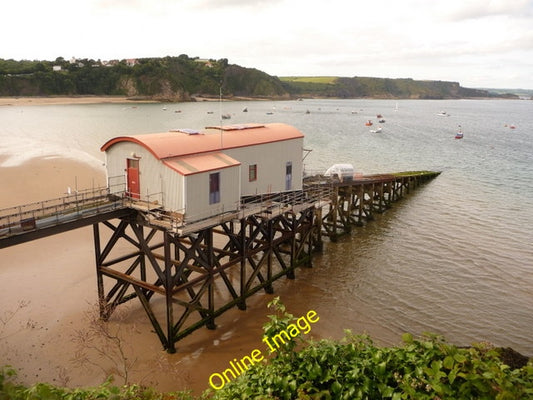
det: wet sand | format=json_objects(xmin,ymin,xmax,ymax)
[
  {"xmin": 0, "ymin": 95, "xmax": 264, "ymax": 107},
  {"xmin": 0, "ymin": 96, "xmax": 152, "ymax": 107},
  {"xmin": 0, "ymin": 156, "xmax": 390, "ymax": 396},
  {"xmin": 0, "ymin": 157, "xmax": 313, "ymax": 394}
]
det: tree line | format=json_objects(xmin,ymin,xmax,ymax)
[
  {"xmin": 0, "ymin": 55, "xmax": 287, "ymax": 100},
  {"xmin": 0, "ymin": 55, "xmax": 514, "ymax": 100}
]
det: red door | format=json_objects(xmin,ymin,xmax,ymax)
[{"xmin": 127, "ymin": 159, "xmax": 140, "ymax": 199}]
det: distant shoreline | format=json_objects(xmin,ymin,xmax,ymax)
[
  {"xmin": 0, "ymin": 94, "xmax": 523, "ymax": 107},
  {"xmin": 0, "ymin": 95, "xmax": 276, "ymax": 106},
  {"xmin": 0, "ymin": 95, "xmax": 157, "ymax": 107}
]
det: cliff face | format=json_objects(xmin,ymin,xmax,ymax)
[{"xmin": 122, "ymin": 78, "xmax": 193, "ymax": 102}]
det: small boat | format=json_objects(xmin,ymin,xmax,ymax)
[
  {"xmin": 455, "ymin": 125, "xmax": 463, "ymax": 139},
  {"xmin": 365, "ymin": 120, "xmax": 373, "ymax": 126},
  {"xmin": 370, "ymin": 127, "xmax": 383, "ymax": 133},
  {"xmin": 242, "ymin": 107, "xmax": 248, "ymax": 112},
  {"xmin": 437, "ymin": 111, "xmax": 450, "ymax": 117},
  {"xmin": 378, "ymin": 119, "xmax": 386, "ymax": 123},
  {"xmin": 221, "ymin": 113, "xmax": 231, "ymax": 119},
  {"xmin": 305, "ymin": 109, "xmax": 310, "ymax": 114},
  {"xmin": 377, "ymin": 114, "xmax": 383, "ymax": 118}
]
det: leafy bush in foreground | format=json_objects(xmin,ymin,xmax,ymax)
[
  {"xmin": 209, "ymin": 332, "xmax": 532, "ymax": 399},
  {"xmin": 2, "ymin": 298, "xmax": 532, "ymax": 399},
  {"xmin": 209, "ymin": 298, "xmax": 533, "ymax": 399},
  {"xmin": 0, "ymin": 368, "xmax": 194, "ymax": 400}
]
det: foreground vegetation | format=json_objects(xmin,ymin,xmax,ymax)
[{"xmin": 2, "ymin": 298, "xmax": 531, "ymax": 399}]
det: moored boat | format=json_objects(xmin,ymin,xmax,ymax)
[{"xmin": 455, "ymin": 125, "xmax": 463, "ymax": 139}]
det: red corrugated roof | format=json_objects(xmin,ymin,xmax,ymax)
[
  {"xmin": 163, "ymin": 152, "xmax": 240, "ymax": 175},
  {"xmin": 100, "ymin": 123, "xmax": 304, "ymax": 160}
]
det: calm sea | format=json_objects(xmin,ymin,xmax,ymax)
[{"xmin": 1, "ymin": 98, "xmax": 532, "ymax": 355}]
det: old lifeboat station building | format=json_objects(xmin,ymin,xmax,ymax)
[{"xmin": 100, "ymin": 123, "xmax": 305, "ymax": 225}]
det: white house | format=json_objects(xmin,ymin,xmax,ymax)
[{"xmin": 100, "ymin": 123, "xmax": 305, "ymax": 222}]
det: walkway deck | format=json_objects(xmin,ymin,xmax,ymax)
[
  {"xmin": 0, "ymin": 171, "xmax": 440, "ymax": 248},
  {"xmin": 0, "ymin": 170, "xmax": 440, "ymax": 352},
  {"xmin": 0, "ymin": 188, "xmax": 132, "ymax": 248}
]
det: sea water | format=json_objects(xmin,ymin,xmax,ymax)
[{"xmin": 1, "ymin": 98, "xmax": 532, "ymax": 355}]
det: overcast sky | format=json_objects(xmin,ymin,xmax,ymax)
[{"xmin": 2, "ymin": 0, "xmax": 532, "ymax": 89}]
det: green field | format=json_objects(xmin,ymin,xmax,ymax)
[{"xmin": 280, "ymin": 76, "xmax": 339, "ymax": 84}]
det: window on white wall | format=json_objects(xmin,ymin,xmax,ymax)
[
  {"xmin": 209, "ymin": 172, "xmax": 220, "ymax": 204},
  {"xmin": 249, "ymin": 164, "xmax": 257, "ymax": 182},
  {"xmin": 285, "ymin": 162, "xmax": 292, "ymax": 190}
]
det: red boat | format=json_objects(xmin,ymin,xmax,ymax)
[
  {"xmin": 365, "ymin": 120, "xmax": 373, "ymax": 126},
  {"xmin": 455, "ymin": 126, "xmax": 463, "ymax": 139}
]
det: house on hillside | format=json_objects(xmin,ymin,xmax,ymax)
[{"xmin": 100, "ymin": 123, "xmax": 304, "ymax": 222}]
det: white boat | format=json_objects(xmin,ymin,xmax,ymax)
[
  {"xmin": 455, "ymin": 125, "xmax": 463, "ymax": 139},
  {"xmin": 437, "ymin": 111, "xmax": 450, "ymax": 117},
  {"xmin": 370, "ymin": 127, "xmax": 383, "ymax": 133},
  {"xmin": 324, "ymin": 163, "xmax": 355, "ymax": 182}
]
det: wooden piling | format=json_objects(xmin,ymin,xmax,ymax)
[{"xmin": 0, "ymin": 170, "xmax": 440, "ymax": 352}]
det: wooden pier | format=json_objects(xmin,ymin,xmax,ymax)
[{"xmin": 0, "ymin": 170, "xmax": 440, "ymax": 352}]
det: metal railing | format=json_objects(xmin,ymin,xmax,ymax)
[
  {"xmin": 184, "ymin": 184, "xmax": 334, "ymax": 224},
  {"xmin": 1, "ymin": 171, "xmax": 440, "ymax": 240},
  {"xmin": 0, "ymin": 186, "xmax": 124, "ymax": 237},
  {"xmin": 3, "ymin": 171, "xmax": 428, "ymax": 238}
]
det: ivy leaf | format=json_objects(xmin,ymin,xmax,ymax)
[
  {"xmin": 402, "ymin": 333, "xmax": 414, "ymax": 344},
  {"xmin": 443, "ymin": 356, "xmax": 455, "ymax": 370},
  {"xmin": 448, "ymin": 367, "xmax": 458, "ymax": 384},
  {"xmin": 331, "ymin": 380, "xmax": 342, "ymax": 394},
  {"xmin": 454, "ymin": 353, "xmax": 467, "ymax": 364}
]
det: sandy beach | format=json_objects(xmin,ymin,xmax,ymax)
[
  {"xmin": 0, "ymin": 96, "xmax": 153, "ymax": 107},
  {"xmin": 0, "ymin": 156, "xmax": 340, "ymax": 396},
  {"xmin": 0, "ymin": 95, "xmax": 267, "ymax": 107},
  {"xmin": 0, "ymin": 98, "xmax": 386, "ymax": 394}
]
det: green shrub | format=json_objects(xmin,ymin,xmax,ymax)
[
  {"xmin": 3, "ymin": 298, "xmax": 532, "ymax": 399},
  {"xmin": 209, "ymin": 299, "xmax": 533, "ymax": 400},
  {"xmin": 0, "ymin": 367, "xmax": 194, "ymax": 400}
]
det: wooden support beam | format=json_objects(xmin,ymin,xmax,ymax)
[{"xmin": 89, "ymin": 171, "xmax": 440, "ymax": 352}]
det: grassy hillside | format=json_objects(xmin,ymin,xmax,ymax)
[
  {"xmin": 280, "ymin": 76, "xmax": 504, "ymax": 99},
  {"xmin": 0, "ymin": 56, "xmax": 517, "ymax": 100},
  {"xmin": 0, "ymin": 56, "xmax": 287, "ymax": 101}
]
